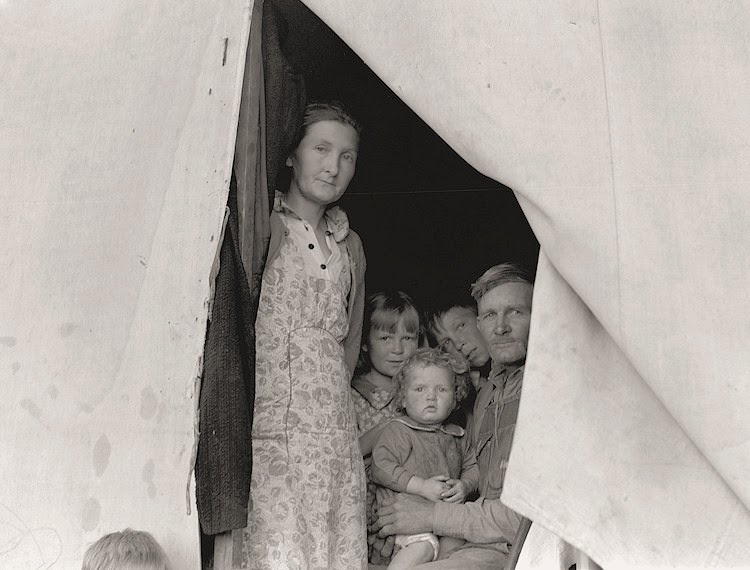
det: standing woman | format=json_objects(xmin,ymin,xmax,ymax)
[{"xmin": 242, "ymin": 102, "xmax": 367, "ymax": 569}]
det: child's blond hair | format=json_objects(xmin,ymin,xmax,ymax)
[
  {"xmin": 392, "ymin": 347, "xmax": 471, "ymax": 413},
  {"xmin": 82, "ymin": 528, "xmax": 170, "ymax": 570}
]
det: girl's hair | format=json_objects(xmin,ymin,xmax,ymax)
[
  {"xmin": 356, "ymin": 290, "xmax": 421, "ymax": 374},
  {"xmin": 288, "ymin": 100, "xmax": 362, "ymax": 157},
  {"xmin": 391, "ymin": 348, "xmax": 471, "ymax": 413},
  {"xmin": 82, "ymin": 528, "xmax": 170, "ymax": 570}
]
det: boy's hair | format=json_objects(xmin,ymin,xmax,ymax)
[
  {"xmin": 470, "ymin": 262, "xmax": 534, "ymax": 303},
  {"xmin": 423, "ymin": 298, "xmax": 477, "ymax": 347},
  {"xmin": 357, "ymin": 290, "xmax": 422, "ymax": 373},
  {"xmin": 82, "ymin": 528, "xmax": 170, "ymax": 570},
  {"xmin": 392, "ymin": 348, "xmax": 471, "ymax": 413}
]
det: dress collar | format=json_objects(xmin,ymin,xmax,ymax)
[
  {"xmin": 351, "ymin": 375, "xmax": 395, "ymax": 410},
  {"xmin": 273, "ymin": 192, "xmax": 350, "ymax": 242},
  {"xmin": 391, "ymin": 416, "xmax": 465, "ymax": 437}
]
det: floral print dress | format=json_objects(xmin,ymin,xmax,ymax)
[
  {"xmin": 241, "ymin": 204, "xmax": 367, "ymax": 569},
  {"xmin": 351, "ymin": 376, "xmax": 400, "ymax": 565}
]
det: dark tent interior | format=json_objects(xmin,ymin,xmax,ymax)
[{"xmin": 267, "ymin": 0, "xmax": 540, "ymax": 311}]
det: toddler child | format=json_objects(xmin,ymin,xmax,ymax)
[
  {"xmin": 82, "ymin": 528, "xmax": 170, "ymax": 570},
  {"xmin": 371, "ymin": 348, "xmax": 478, "ymax": 569}
]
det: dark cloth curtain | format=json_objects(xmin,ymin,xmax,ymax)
[
  {"xmin": 195, "ymin": 0, "xmax": 306, "ymax": 536},
  {"xmin": 263, "ymin": 0, "xmax": 306, "ymax": 199},
  {"xmin": 195, "ymin": 181, "xmax": 257, "ymax": 535}
]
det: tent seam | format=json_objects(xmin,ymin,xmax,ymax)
[{"xmin": 594, "ymin": 0, "xmax": 623, "ymax": 342}]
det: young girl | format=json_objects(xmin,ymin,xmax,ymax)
[
  {"xmin": 351, "ymin": 290, "xmax": 421, "ymax": 565},
  {"xmin": 243, "ymin": 101, "xmax": 368, "ymax": 569},
  {"xmin": 371, "ymin": 348, "xmax": 478, "ymax": 569}
]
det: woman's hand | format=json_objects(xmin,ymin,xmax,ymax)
[{"xmin": 441, "ymin": 478, "xmax": 468, "ymax": 503}]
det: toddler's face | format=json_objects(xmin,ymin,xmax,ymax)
[{"xmin": 402, "ymin": 364, "xmax": 455, "ymax": 426}]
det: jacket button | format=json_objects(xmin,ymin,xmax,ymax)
[
  {"xmin": 308, "ymin": 243, "xmax": 314, "ymax": 249},
  {"xmin": 320, "ymin": 264, "xmax": 327, "ymax": 270}
]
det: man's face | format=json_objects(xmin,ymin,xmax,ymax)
[
  {"xmin": 477, "ymin": 282, "xmax": 532, "ymax": 367},
  {"xmin": 433, "ymin": 307, "xmax": 490, "ymax": 368}
]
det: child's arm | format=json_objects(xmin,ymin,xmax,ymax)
[
  {"xmin": 441, "ymin": 445, "xmax": 479, "ymax": 503},
  {"xmin": 371, "ymin": 422, "xmax": 417, "ymax": 492},
  {"xmin": 359, "ymin": 422, "xmax": 388, "ymax": 456},
  {"xmin": 371, "ymin": 422, "xmax": 446, "ymax": 499}
]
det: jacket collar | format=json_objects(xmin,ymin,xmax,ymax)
[
  {"xmin": 273, "ymin": 192, "xmax": 350, "ymax": 242},
  {"xmin": 488, "ymin": 363, "xmax": 525, "ymax": 390}
]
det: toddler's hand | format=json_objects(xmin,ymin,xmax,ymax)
[
  {"xmin": 417, "ymin": 475, "xmax": 450, "ymax": 502},
  {"xmin": 441, "ymin": 478, "xmax": 468, "ymax": 503}
]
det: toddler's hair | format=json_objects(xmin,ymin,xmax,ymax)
[
  {"xmin": 392, "ymin": 347, "xmax": 471, "ymax": 413},
  {"xmin": 82, "ymin": 528, "xmax": 170, "ymax": 570}
]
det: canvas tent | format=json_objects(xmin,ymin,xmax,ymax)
[{"xmin": 3, "ymin": 0, "xmax": 750, "ymax": 568}]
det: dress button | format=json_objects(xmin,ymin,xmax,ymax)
[
  {"xmin": 320, "ymin": 264, "xmax": 327, "ymax": 270},
  {"xmin": 308, "ymin": 243, "xmax": 314, "ymax": 250}
]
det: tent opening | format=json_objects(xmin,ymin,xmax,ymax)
[
  {"xmin": 266, "ymin": 0, "xmax": 540, "ymax": 308},
  {"xmin": 200, "ymin": 1, "xmax": 540, "ymax": 567}
]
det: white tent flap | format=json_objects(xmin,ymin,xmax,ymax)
[{"xmin": 1, "ymin": 1, "xmax": 252, "ymax": 567}]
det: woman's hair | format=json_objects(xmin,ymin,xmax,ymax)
[
  {"xmin": 356, "ymin": 290, "xmax": 421, "ymax": 374},
  {"xmin": 470, "ymin": 262, "xmax": 534, "ymax": 303},
  {"xmin": 391, "ymin": 348, "xmax": 471, "ymax": 413},
  {"xmin": 288, "ymin": 100, "xmax": 362, "ymax": 157},
  {"xmin": 82, "ymin": 528, "xmax": 170, "ymax": 570}
]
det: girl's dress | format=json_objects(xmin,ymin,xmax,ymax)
[
  {"xmin": 242, "ymin": 199, "xmax": 367, "ymax": 569},
  {"xmin": 351, "ymin": 375, "xmax": 400, "ymax": 565}
]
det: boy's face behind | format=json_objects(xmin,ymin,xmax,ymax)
[{"xmin": 434, "ymin": 306, "xmax": 490, "ymax": 368}]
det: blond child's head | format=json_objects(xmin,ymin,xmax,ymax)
[
  {"xmin": 82, "ymin": 528, "xmax": 170, "ymax": 570},
  {"xmin": 392, "ymin": 348, "xmax": 471, "ymax": 425}
]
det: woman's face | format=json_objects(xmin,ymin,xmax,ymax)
[
  {"xmin": 286, "ymin": 120, "xmax": 359, "ymax": 209},
  {"xmin": 366, "ymin": 313, "xmax": 419, "ymax": 379}
]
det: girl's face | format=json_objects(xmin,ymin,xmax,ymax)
[
  {"xmin": 286, "ymin": 120, "xmax": 359, "ymax": 209},
  {"xmin": 402, "ymin": 364, "xmax": 456, "ymax": 426},
  {"xmin": 366, "ymin": 313, "xmax": 419, "ymax": 379}
]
